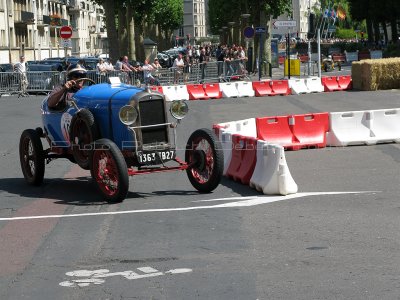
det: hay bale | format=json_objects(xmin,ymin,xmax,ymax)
[{"xmin": 351, "ymin": 57, "xmax": 400, "ymax": 91}]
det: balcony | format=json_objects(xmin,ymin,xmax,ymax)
[
  {"xmin": 37, "ymin": 15, "xmax": 50, "ymax": 27},
  {"xmin": 67, "ymin": 0, "xmax": 83, "ymax": 12},
  {"xmin": 14, "ymin": 10, "xmax": 35, "ymax": 25}
]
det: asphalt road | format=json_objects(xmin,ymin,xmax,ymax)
[{"xmin": 0, "ymin": 88, "xmax": 400, "ymax": 300}]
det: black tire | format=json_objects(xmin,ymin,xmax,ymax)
[
  {"xmin": 19, "ymin": 129, "xmax": 45, "ymax": 186},
  {"xmin": 90, "ymin": 139, "xmax": 129, "ymax": 203},
  {"xmin": 185, "ymin": 128, "xmax": 224, "ymax": 193},
  {"xmin": 70, "ymin": 109, "xmax": 99, "ymax": 170}
]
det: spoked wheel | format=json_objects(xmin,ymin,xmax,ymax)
[
  {"xmin": 90, "ymin": 139, "xmax": 129, "ymax": 203},
  {"xmin": 70, "ymin": 109, "xmax": 98, "ymax": 170},
  {"xmin": 185, "ymin": 128, "xmax": 223, "ymax": 193},
  {"xmin": 19, "ymin": 129, "xmax": 45, "ymax": 186}
]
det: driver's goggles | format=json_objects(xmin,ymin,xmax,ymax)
[{"xmin": 72, "ymin": 73, "xmax": 87, "ymax": 79}]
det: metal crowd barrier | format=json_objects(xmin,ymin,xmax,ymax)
[{"xmin": 0, "ymin": 59, "xmax": 253, "ymax": 96}]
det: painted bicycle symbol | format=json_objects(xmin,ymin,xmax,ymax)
[{"xmin": 59, "ymin": 266, "xmax": 192, "ymax": 287}]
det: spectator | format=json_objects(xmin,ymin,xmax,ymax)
[
  {"xmin": 183, "ymin": 55, "xmax": 192, "ymax": 83},
  {"xmin": 152, "ymin": 58, "xmax": 162, "ymax": 81},
  {"xmin": 199, "ymin": 48, "xmax": 207, "ymax": 83},
  {"xmin": 96, "ymin": 58, "xmax": 108, "ymax": 82},
  {"xmin": 14, "ymin": 55, "xmax": 28, "ymax": 96},
  {"xmin": 172, "ymin": 53, "xmax": 184, "ymax": 84},
  {"xmin": 141, "ymin": 59, "xmax": 159, "ymax": 86}
]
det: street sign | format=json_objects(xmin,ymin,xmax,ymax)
[
  {"xmin": 243, "ymin": 26, "xmax": 255, "ymax": 39},
  {"xmin": 272, "ymin": 20, "xmax": 297, "ymax": 28},
  {"xmin": 61, "ymin": 39, "xmax": 72, "ymax": 48},
  {"xmin": 255, "ymin": 27, "xmax": 266, "ymax": 34},
  {"xmin": 60, "ymin": 26, "xmax": 73, "ymax": 39}
]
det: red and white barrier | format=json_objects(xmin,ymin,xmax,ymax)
[
  {"xmin": 249, "ymin": 140, "xmax": 298, "ymax": 195},
  {"xmin": 221, "ymin": 131, "xmax": 233, "ymax": 175},
  {"xmin": 175, "ymin": 85, "xmax": 190, "ymax": 100},
  {"xmin": 219, "ymin": 82, "xmax": 239, "ymax": 98},
  {"xmin": 236, "ymin": 81, "xmax": 255, "ymax": 97},
  {"xmin": 214, "ymin": 118, "xmax": 257, "ymax": 139},
  {"xmin": 327, "ymin": 109, "xmax": 400, "ymax": 146},
  {"xmin": 288, "ymin": 79, "xmax": 309, "ymax": 94},
  {"xmin": 162, "ymin": 86, "xmax": 180, "ymax": 101},
  {"xmin": 305, "ymin": 77, "xmax": 324, "ymax": 93}
]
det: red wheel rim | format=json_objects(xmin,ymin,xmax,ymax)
[
  {"xmin": 22, "ymin": 138, "xmax": 36, "ymax": 178},
  {"xmin": 188, "ymin": 137, "xmax": 214, "ymax": 184},
  {"xmin": 92, "ymin": 150, "xmax": 119, "ymax": 196}
]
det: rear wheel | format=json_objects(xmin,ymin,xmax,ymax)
[
  {"xmin": 90, "ymin": 139, "xmax": 129, "ymax": 203},
  {"xmin": 185, "ymin": 129, "xmax": 223, "ymax": 193},
  {"xmin": 70, "ymin": 109, "xmax": 99, "ymax": 170},
  {"xmin": 19, "ymin": 129, "xmax": 45, "ymax": 186}
]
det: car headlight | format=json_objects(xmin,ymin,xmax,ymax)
[
  {"xmin": 170, "ymin": 100, "xmax": 189, "ymax": 120},
  {"xmin": 119, "ymin": 105, "xmax": 138, "ymax": 125}
]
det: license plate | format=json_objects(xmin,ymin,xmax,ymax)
[{"xmin": 137, "ymin": 150, "xmax": 175, "ymax": 164}]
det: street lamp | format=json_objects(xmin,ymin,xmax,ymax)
[{"xmin": 228, "ymin": 22, "xmax": 235, "ymax": 46}]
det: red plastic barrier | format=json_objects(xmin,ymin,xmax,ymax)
[
  {"xmin": 187, "ymin": 84, "xmax": 209, "ymax": 100},
  {"xmin": 321, "ymin": 76, "xmax": 341, "ymax": 92},
  {"xmin": 291, "ymin": 113, "xmax": 330, "ymax": 149},
  {"xmin": 337, "ymin": 75, "xmax": 353, "ymax": 90},
  {"xmin": 256, "ymin": 113, "xmax": 330, "ymax": 150},
  {"xmin": 278, "ymin": 56, "xmax": 285, "ymax": 65},
  {"xmin": 150, "ymin": 86, "xmax": 163, "ymax": 94},
  {"xmin": 252, "ymin": 81, "xmax": 273, "ymax": 97},
  {"xmin": 225, "ymin": 135, "xmax": 257, "ymax": 184},
  {"xmin": 204, "ymin": 83, "xmax": 222, "ymax": 99},
  {"xmin": 212, "ymin": 124, "xmax": 223, "ymax": 137},
  {"xmin": 270, "ymin": 80, "xmax": 291, "ymax": 96},
  {"xmin": 298, "ymin": 54, "xmax": 309, "ymax": 63},
  {"xmin": 256, "ymin": 116, "xmax": 294, "ymax": 147},
  {"xmin": 332, "ymin": 54, "xmax": 346, "ymax": 62}
]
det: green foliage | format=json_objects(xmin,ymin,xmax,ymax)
[
  {"xmin": 336, "ymin": 28, "xmax": 356, "ymax": 39},
  {"xmin": 153, "ymin": 0, "xmax": 183, "ymax": 31},
  {"xmin": 383, "ymin": 44, "xmax": 400, "ymax": 58}
]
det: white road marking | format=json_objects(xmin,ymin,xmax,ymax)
[
  {"xmin": 59, "ymin": 266, "xmax": 192, "ymax": 287},
  {"xmin": 0, "ymin": 191, "xmax": 378, "ymax": 222}
]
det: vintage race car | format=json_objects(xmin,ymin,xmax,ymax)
[{"xmin": 19, "ymin": 78, "xmax": 223, "ymax": 202}]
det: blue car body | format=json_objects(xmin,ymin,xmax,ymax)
[{"xmin": 41, "ymin": 83, "xmax": 146, "ymax": 150}]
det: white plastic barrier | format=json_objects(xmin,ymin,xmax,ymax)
[
  {"xmin": 221, "ymin": 131, "xmax": 233, "ymax": 175},
  {"xmin": 326, "ymin": 111, "xmax": 373, "ymax": 146},
  {"xmin": 215, "ymin": 118, "xmax": 257, "ymax": 139},
  {"xmin": 162, "ymin": 86, "xmax": 180, "ymax": 102},
  {"xmin": 175, "ymin": 85, "xmax": 190, "ymax": 100},
  {"xmin": 249, "ymin": 140, "xmax": 298, "ymax": 195},
  {"xmin": 305, "ymin": 77, "xmax": 324, "ymax": 93},
  {"xmin": 368, "ymin": 108, "xmax": 400, "ymax": 143},
  {"xmin": 236, "ymin": 81, "xmax": 255, "ymax": 97},
  {"xmin": 219, "ymin": 82, "xmax": 239, "ymax": 98},
  {"xmin": 288, "ymin": 78, "xmax": 309, "ymax": 94},
  {"xmin": 327, "ymin": 109, "xmax": 400, "ymax": 146}
]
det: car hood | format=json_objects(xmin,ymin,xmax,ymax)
[{"xmin": 73, "ymin": 83, "xmax": 144, "ymax": 106}]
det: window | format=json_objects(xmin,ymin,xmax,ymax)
[
  {"xmin": 194, "ymin": 15, "xmax": 197, "ymax": 25},
  {"xmin": 195, "ymin": 27, "xmax": 198, "ymax": 37},
  {"xmin": 194, "ymin": 3, "xmax": 197, "ymax": 13}
]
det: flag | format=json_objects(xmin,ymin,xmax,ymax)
[{"xmin": 337, "ymin": 6, "xmax": 346, "ymax": 20}]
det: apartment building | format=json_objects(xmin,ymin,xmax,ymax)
[
  {"xmin": 0, "ymin": 0, "xmax": 107, "ymax": 63},
  {"xmin": 273, "ymin": 0, "xmax": 319, "ymax": 40},
  {"xmin": 175, "ymin": 0, "xmax": 207, "ymax": 45}
]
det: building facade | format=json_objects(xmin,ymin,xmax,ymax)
[
  {"xmin": 272, "ymin": 0, "xmax": 319, "ymax": 40},
  {"xmin": 175, "ymin": 0, "xmax": 207, "ymax": 45},
  {"xmin": 0, "ymin": 0, "xmax": 107, "ymax": 63}
]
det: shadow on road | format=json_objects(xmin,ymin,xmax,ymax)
[{"xmin": 0, "ymin": 177, "xmax": 214, "ymax": 206}]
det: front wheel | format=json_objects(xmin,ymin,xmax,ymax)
[
  {"xmin": 19, "ymin": 129, "xmax": 45, "ymax": 186},
  {"xmin": 185, "ymin": 128, "xmax": 224, "ymax": 193},
  {"xmin": 90, "ymin": 139, "xmax": 129, "ymax": 203}
]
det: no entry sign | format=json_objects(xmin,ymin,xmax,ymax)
[{"xmin": 60, "ymin": 26, "xmax": 73, "ymax": 39}]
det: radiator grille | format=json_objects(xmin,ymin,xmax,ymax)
[{"xmin": 138, "ymin": 98, "xmax": 168, "ymax": 145}]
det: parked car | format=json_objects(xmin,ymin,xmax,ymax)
[
  {"xmin": 157, "ymin": 52, "xmax": 171, "ymax": 68},
  {"xmin": 26, "ymin": 64, "xmax": 62, "ymax": 92},
  {"xmin": 0, "ymin": 63, "xmax": 14, "ymax": 72},
  {"xmin": 19, "ymin": 81, "xmax": 224, "ymax": 202}
]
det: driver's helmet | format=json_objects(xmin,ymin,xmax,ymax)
[
  {"xmin": 328, "ymin": 55, "xmax": 332, "ymax": 59},
  {"xmin": 66, "ymin": 63, "xmax": 87, "ymax": 81}
]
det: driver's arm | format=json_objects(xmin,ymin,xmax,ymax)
[{"xmin": 47, "ymin": 81, "xmax": 75, "ymax": 108}]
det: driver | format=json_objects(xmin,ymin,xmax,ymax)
[{"xmin": 48, "ymin": 64, "xmax": 87, "ymax": 109}]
